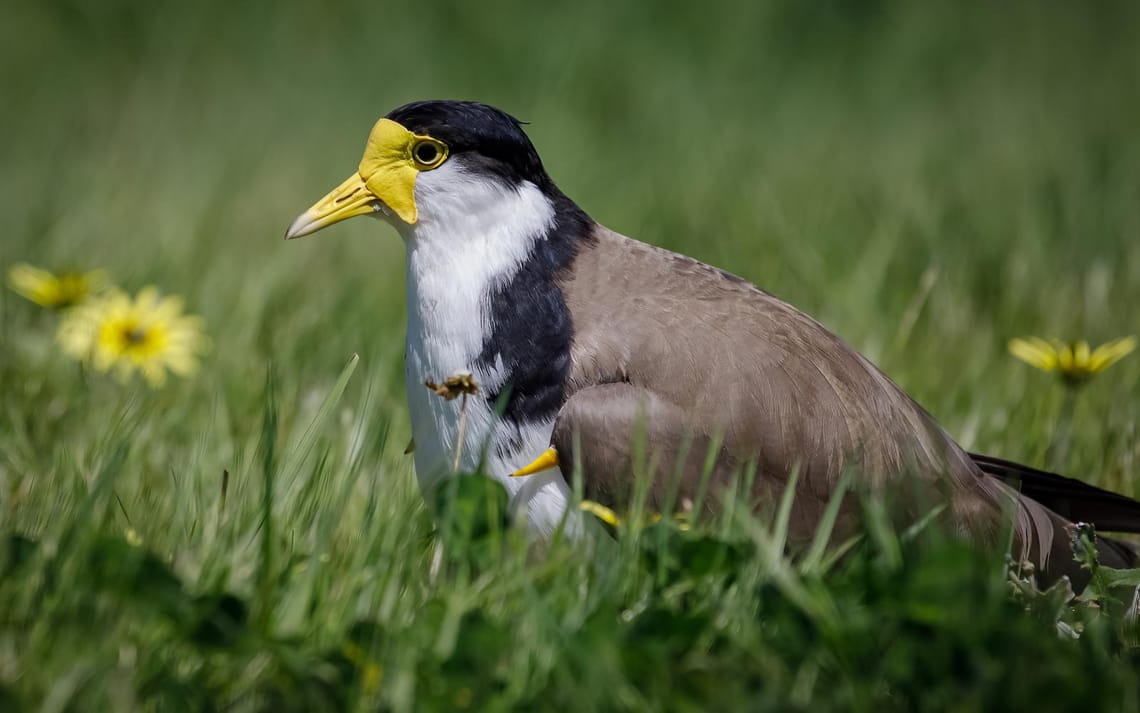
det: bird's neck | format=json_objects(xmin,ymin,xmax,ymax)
[
  {"xmin": 400, "ymin": 178, "xmax": 591, "ymax": 479},
  {"xmin": 402, "ymin": 179, "xmax": 558, "ymax": 377},
  {"xmin": 401, "ymin": 179, "xmax": 592, "ymax": 384}
]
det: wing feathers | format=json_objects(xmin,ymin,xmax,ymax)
[{"xmin": 551, "ymin": 225, "xmax": 1137, "ymax": 581}]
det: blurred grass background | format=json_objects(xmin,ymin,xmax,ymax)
[{"xmin": 2, "ymin": 0, "xmax": 1140, "ymax": 709}]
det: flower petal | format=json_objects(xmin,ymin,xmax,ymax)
[
  {"xmin": 1073, "ymin": 340, "xmax": 1091, "ymax": 370},
  {"xmin": 7, "ymin": 263, "xmax": 62, "ymax": 307},
  {"xmin": 1057, "ymin": 342, "xmax": 1075, "ymax": 372},
  {"xmin": 1089, "ymin": 336, "xmax": 1137, "ymax": 373},
  {"xmin": 1008, "ymin": 337, "xmax": 1058, "ymax": 371}
]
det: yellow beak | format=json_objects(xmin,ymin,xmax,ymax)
[
  {"xmin": 284, "ymin": 172, "xmax": 381, "ymax": 240},
  {"xmin": 285, "ymin": 118, "xmax": 429, "ymax": 239}
]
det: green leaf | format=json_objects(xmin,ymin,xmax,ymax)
[
  {"xmin": 188, "ymin": 593, "xmax": 249, "ymax": 649},
  {"xmin": 87, "ymin": 536, "xmax": 191, "ymax": 624},
  {"xmin": 428, "ymin": 474, "xmax": 512, "ymax": 568}
]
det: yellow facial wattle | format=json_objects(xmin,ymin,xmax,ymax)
[{"xmin": 285, "ymin": 118, "xmax": 448, "ymax": 239}]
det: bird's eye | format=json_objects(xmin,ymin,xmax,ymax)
[{"xmin": 411, "ymin": 139, "xmax": 447, "ymax": 169}]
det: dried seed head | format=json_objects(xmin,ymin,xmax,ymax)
[{"xmin": 424, "ymin": 371, "xmax": 480, "ymax": 400}]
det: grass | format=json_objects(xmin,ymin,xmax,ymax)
[{"xmin": 2, "ymin": 0, "xmax": 1140, "ymax": 709}]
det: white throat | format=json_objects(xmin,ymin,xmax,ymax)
[
  {"xmin": 397, "ymin": 163, "xmax": 574, "ymax": 535},
  {"xmin": 400, "ymin": 163, "xmax": 555, "ymax": 382}
]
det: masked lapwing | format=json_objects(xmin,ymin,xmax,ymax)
[{"xmin": 286, "ymin": 100, "xmax": 1139, "ymax": 583}]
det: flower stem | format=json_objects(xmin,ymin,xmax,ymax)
[
  {"xmin": 453, "ymin": 392, "xmax": 468, "ymax": 472},
  {"xmin": 1049, "ymin": 387, "xmax": 1078, "ymax": 472}
]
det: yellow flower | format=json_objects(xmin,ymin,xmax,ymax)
[
  {"xmin": 7, "ymin": 263, "xmax": 108, "ymax": 309},
  {"xmin": 1009, "ymin": 336, "xmax": 1136, "ymax": 385},
  {"xmin": 58, "ymin": 287, "xmax": 208, "ymax": 387}
]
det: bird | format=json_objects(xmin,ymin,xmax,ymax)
[{"xmin": 286, "ymin": 100, "xmax": 1139, "ymax": 585}]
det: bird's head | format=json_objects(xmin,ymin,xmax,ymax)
[{"xmin": 285, "ymin": 100, "xmax": 555, "ymax": 240}]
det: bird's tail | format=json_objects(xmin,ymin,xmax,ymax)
[{"xmin": 970, "ymin": 452, "xmax": 1139, "ymax": 571}]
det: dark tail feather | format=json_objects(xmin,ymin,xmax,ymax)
[
  {"xmin": 970, "ymin": 453, "xmax": 1140, "ymax": 534},
  {"xmin": 970, "ymin": 453, "xmax": 1139, "ymax": 571}
]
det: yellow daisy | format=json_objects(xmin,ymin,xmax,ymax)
[
  {"xmin": 7, "ymin": 263, "xmax": 108, "ymax": 309},
  {"xmin": 1009, "ymin": 336, "xmax": 1136, "ymax": 385},
  {"xmin": 58, "ymin": 287, "xmax": 208, "ymax": 387}
]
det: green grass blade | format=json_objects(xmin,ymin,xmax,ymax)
[
  {"xmin": 800, "ymin": 470, "xmax": 852, "ymax": 574},
  {"xmin": 279, "ymin": 353, "xmax": 361, "ymax": 484},
  {"xmin": 771, "ymin": 466, "xmax": 801, "ymax": 554},
  {"xmin": 255, "ymin": 365, "xmax": 279, "ymax": 633}
]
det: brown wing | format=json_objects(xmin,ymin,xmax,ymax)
[
  {"xmin": 553, "ymin": 226, "xmax": 1127, "ymax": 582},
  {"xmin": 558, "ymin": 227, "xmax": 998, "ymax": 513},
  {"xmin": 550, "ymin": 382, "xmax": 849, "ymax": 546}
]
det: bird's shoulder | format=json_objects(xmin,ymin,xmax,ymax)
[{"xmin": 559, "ymin": 224, "xmax": 861, "ymax": 374}]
